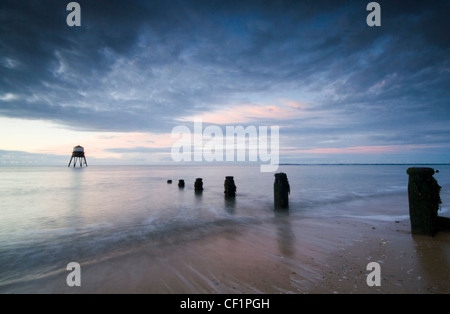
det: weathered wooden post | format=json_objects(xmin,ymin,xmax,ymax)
[
  {"xmin": 194, "ymin": 178, "xmax": 203, "ymax": 191},
  {"xmin": 178, "ymin": 179, "xmax": 185, "ymax": 188},
  {"xmin": 274, "ymin": 172, "xmax": 290, "ymax": 209},
  {"xmin": 407, "ymin": 167, "xmax": 441, "ymax": 236},
  {"xmin": 167, "ymin": 180, "xmax": 172, "ymax": 184},
  {"xmin": 224, "ymin": 176, "xmax": 236, "ymax": 198}
]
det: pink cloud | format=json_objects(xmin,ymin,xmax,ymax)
[
  {"xmin": 286, "ymin": 144, "xmax": 447, "ymax": 155},
  {"xmin": 181, "ymin": 99, "xmax": 310, "ymax": 124}
]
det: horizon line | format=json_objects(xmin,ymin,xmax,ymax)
[{"xmin": 1, "ymin": 163, "xmax": 450, "ymax": 167}]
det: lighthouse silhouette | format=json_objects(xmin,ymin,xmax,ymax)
[{"xmin": 68, "ymin": 145, "xmax": 88, "ymax": 167}]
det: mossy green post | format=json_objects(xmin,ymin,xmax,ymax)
[
  {"xmin": 224, "ymin": 176, "xmax": 236, "ymax": 198},
  {"xmin": 274, "ymin": 173, "xmax": 290, "ymax": 209},
  {"xmin": 407, "ymin": 167, "xmax": 441, "ymax": 236}
]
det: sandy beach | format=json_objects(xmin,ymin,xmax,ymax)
[
  {"xmin": 107, "ymin": 216, "xmax": 450, "ymax": 294},
  {"xmin": 10, "ymin": 195, "xmax": 447, "ymax": 294}
]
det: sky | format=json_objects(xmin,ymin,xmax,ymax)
[{"xmin": 0, "ymin": 0, "xmax": 449, "ymax": 166}]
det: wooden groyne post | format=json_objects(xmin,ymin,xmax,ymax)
[
  {"xmin": 194, "ymin": 178, "xmax": 204, "ymax": 191},
  {"xmin": 224, "ymin": 176, "xmax": 236, "ymax": 198},
  {"xmin": 407, "ymin": 167, "xmax": 442, "ymax": 236},
  {"xmin": 178, "ymin": 179, "xmax": 185, "ymax": 188},
  {"xmin": 274, "ymin": 173, "xmax": 290, "ymax": 209}
]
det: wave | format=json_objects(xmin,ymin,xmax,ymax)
[
  {"xmin": 339, "ymin": 214, "xmax": 410, "ymax": 222},
  {"xmin": 0, "ymin": 212, "xmax": 263, "ymax": 290},
  {"xmin": 290, "ymin": 184, "xmax": 407, "ymax": 210}
]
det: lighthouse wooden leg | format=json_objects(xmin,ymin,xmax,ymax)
[
  {"xmin": 68, "ymin": 156, "xmax": 73, "ymax": 167},
  {"xmin": 84, "ymin": 157, "xmax": 88, "ymax": 167}
]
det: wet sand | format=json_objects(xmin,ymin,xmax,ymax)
[
  {"xmin": 128, "ymin": 216, "xmax": 450, "ymax": 294},
  {"xmin": 5, "ymin": 196, "xmax": 450, "ymax": 294}
]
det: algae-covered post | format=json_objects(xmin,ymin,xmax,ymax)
[
  {"xmin": 274, "ymin": 172, "xmax": 290, "ymax": 209},
  {"xmin": 178, "ymin": 179, "xmax": 185, "ymax": 188},
  {"xmin": 194, "ymin": 178, "xmax": 203, "ymax": 191},
  {"xmin": 406, "ymin": 167, "xmax": 441, "ymax": 236},
  {"xmin": 224, "ymin": 176, "xmax": 236, "ymax": 198}
]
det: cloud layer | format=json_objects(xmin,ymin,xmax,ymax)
[{"xmin": 1, "ymin": 0, "xmax": 449, "ymax": 163}]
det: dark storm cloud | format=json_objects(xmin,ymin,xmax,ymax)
[{"xmin": 0, "ymin": 0, "xmax": 449, "ymax": 153}]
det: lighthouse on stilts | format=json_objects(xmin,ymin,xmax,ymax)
[{"xmin": 68, "ymin": 145, "xmax": 88, "ymax": 167}]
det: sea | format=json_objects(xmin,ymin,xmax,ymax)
[{"xmin": 0, "ymin": 164, "xmax": 449, "ymax": 293}]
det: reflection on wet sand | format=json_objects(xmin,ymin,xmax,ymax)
[
  {"xmin": 274, "ymin": 210, "xmax": 295, "ymax": 258},
  {"xmin": 413, "ymin": 232, "xmax": 450, "ymax": 293}
]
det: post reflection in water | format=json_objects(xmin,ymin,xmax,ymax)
[
  {"xmin": 224, "ymin": 197, "xmax": 236, "ymax": 215},
  {"xmin": 274, "ymin": 209, "xmax": 295, "ymax": 258},
  {"xmin": 412, "ymin": 234, "xmax": 450, "ymax": 292}
]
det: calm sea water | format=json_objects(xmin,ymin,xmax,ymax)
[{"xmin": 0, "ymin": 164, "xmax": 449, "ymax": 292}]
